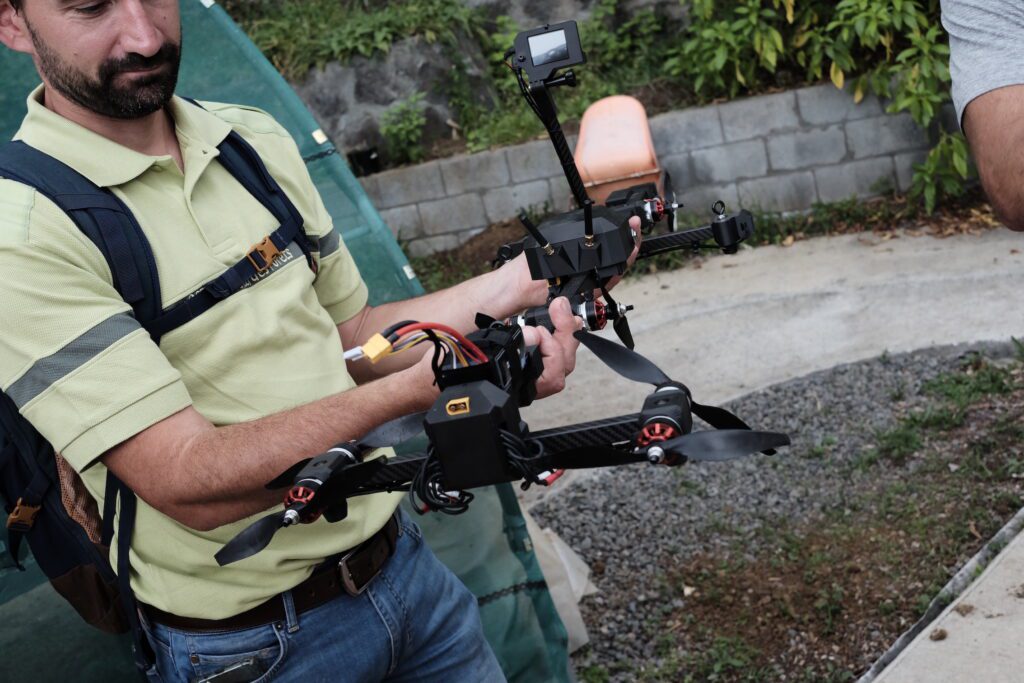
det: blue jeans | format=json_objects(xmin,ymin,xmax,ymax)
[{"xmin": 141, "ymin": 511, "xmax": 505, "ymax": 682}]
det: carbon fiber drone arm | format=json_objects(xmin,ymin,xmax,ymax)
[
  {"xmin": 638, "ymin": 209, "xmax": 755, "ymax": 259},
  {"xmin": 342, "ymin": 411, "xmax": 648, "ymax": 498}
]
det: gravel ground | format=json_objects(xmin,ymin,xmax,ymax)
[{"xmin": 531, "ymin": 340, "xmax": 1020, "ymax": 680}]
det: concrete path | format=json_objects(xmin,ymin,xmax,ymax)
[
  {"xmin": 521, "ymin": 227, "xmax": 1024, "ymax": 492},
  {"xmin": 518, "ymin": 225, "xmax": 1024, "ymax": 679},
  {"xmin": 873, "ymin": 528, "xmax": 1024, "ymax": 683}
]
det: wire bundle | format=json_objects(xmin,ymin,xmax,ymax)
[
  {"xmin": 500, "ymin": 430, "xmax": 554, "ymax": 489},
  {"xmin": 344, "ymin": 320, "xmax": 488, "ymax": 374},
  {"xmin": 408, "ymin": 448, "xmax": 474, "ymax": 516}
]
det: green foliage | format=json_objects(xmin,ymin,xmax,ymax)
[
  {"xmin": 229, "ymin": 0, "xmax": 968, "ymax": 212},
  {"xmin": 922, "ymin": 355, "xmax": 1013, "ymax": 408},
  {"xmin": 380, "ymin": 93, "xmax": 427, "ymax": 165},
  {"xmin": 579, "ymin": 664, "xmax": 611, "ymax": 683},
  {"xmin": 912, "ymin": 131, "xmax": 972, "ymax": 213},
  {"xmin": 221, "ymin": 0, "xmax": 475, "ymax": 79},
  {"xmin": 680, "ymin": 636, "xmax": 770, "ymax": 682},
  {"xmin": 666, "ymin": 0, "xmax": 970, "ymax": 212},
  {"xmin": 814, "ymin": 582, "xmax": 846, "ymax": 634},
  {"xmin": 874, "ymin": 423, "xmax": 922, "ymax": 465}
]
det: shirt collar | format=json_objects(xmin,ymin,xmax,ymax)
[{"xmin": 14, "ymin": 85, "xmax": 233, "ymax": 188}]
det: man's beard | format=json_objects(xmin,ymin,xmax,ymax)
[{"xmin": 28, "ymin": 23, "xmax": 181, "ymax": 120}]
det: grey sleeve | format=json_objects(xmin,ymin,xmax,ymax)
[{"xmin": 941, "ymin": 0, "xmax": 1024, "ymax": 128}]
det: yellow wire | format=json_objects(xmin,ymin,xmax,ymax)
[{"xmin": 390, "ymin": 332, "xmax": 470, "ymax": 367}]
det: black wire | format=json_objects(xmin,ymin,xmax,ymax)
[
  {"xmin": 500, "ymin": 430, "xmax": 547, "ymax": 489},
  {"xmin": 515, "ymin": 68, "xmax": 543, "ymax": 120},
  {"xmin": 383, "ymin": 320, "xmax": 419, "ymax": 342},
  {"xmin": 407, "ymin": 447, "xmax": 474, "ymax": 516}
]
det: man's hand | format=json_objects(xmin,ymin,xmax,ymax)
[
  {"xmin": 521, "ymin": 297, "xmax": 583, "ymax": 399},
  {"xmin": 604, "ymin": 215, "xmax": 643, "ymax": 292}
]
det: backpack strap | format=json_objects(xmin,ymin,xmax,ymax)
[
  {"xmin": 144, "ymin": 132, "xmax": 318, "ymax": 340},
  {"xmin": 0, "ymin": 141, "xmax": 164, "ymax": 329},
  {"xmin": 0, "ymin": 131, "xmax": 318, "ymax": 345},
  {"xmin": 0, "ymin": 118, "xmax": 319, "ymax": 674}
]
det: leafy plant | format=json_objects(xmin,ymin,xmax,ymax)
[
  {"xmin": 230, "ymin": 0, "xmax": 970, "ymax": 212},
  {"xmin": 221, "ymin": 0, "xmax": 475, "ymax": 79},
  {"xmin": 380, "ymin": 93, "xmax": 427, "ymax": 165},
  {"xmin": 667, "ymin": 0, "xmax": 969, "ymax": 212}
]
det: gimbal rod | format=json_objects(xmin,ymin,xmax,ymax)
[{"xmin": 529, "ymin": 82, "xmax": 590, "ymax": 208}]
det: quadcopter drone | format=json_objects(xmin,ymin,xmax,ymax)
[
  {"xmin": 217, "ymin": 319, "xmax": 790, "ymax": 565},
  {"xmin": 216, "ymin": 22, "xmax": 789, "ymax": 566}
]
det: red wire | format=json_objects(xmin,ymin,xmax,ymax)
[{"xmin": 393, "ymin": 323, "xmax": 488, "ymax": 363}]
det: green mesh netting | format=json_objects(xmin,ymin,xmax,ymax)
[{"xmin": 0, "ymin": 2, "xmax": 569, "ymax": 681}]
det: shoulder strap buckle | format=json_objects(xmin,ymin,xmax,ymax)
[
  {"xmin": 246, "ymin": 236, "xmax": 282, "ymax": 274},
  {"xmin": 6, "ymin": 497, "xmax": 42, "ymax": 532}
]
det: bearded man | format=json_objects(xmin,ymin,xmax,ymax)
[{"xmin": 0, "ymin": 1, "xmax": 616, "ymax": 680}]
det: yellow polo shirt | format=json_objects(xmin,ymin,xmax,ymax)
[{"xmin": 0, "ymin": 86, "xmax": 402, "ymax": 618}]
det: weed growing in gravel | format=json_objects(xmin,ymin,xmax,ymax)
[
  {"xmin": 1012, "ymin": 336, "xmax": 1024, "ymax": 361},
  {"xmin": 861, "ymin": 354, "xmax": 1019, "ymax": 470},
  {"xmin": 906, "ymin": 405, "xmax": 966, "ymax": 431},
  {"xmin": 578, "ymin": 664, "xmax": 610, "ymax": 683},
  {"xmin": 873, "ymin": 424, "xmax": 923, "ymax": 465},
  {"xmin": 654, "ymin": 635, "xmax": 769, "ymax": 683},
  {"xmin": 806, "ymin": 435, "xmax": 837, "ymax": 459},
  {"xmin": 923, "ymin": 354, "xmax": 1013, "ymax": 407},
  {"xmin": 811, "ymin": 581, "xmax": 843, "ymax": 634}
]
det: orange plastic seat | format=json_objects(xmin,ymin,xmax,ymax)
[{"xmin": 575, "ymin": 95, "xmax": 661, "ymax": 206}]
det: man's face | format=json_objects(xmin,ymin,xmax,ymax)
[{"xmin": 8, "ymin": 0, "xmax": 182, "ymax": 119}]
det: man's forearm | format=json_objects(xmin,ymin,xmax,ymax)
[{"xmin": 103, "ymin": 364, "xmax": 437, "ymax": 531}]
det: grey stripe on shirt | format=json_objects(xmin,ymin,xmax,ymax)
[
  {"xmin": 7, "ymin": 312, "xmax": 140, "ymax": 408},
  {"xmin": 318, "ymin": 229, "xmax": 341, "ymax": 258}
]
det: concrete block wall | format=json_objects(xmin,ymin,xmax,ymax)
[{"xmin": 359, "ymin": 83, "xmax": 937, "ymax": 257}]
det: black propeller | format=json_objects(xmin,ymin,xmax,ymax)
[
  {"xmin": 215, "ymin": 511, "xmax": 293, "ymax": 566},
  {"xmin": 574, "ymin": 330, "xmax": 780, "ymax": 455},
  {"xmin": 663, "ymin": 171, "xmax": 679, "ymax": 233},
  {"xmin": 574, "ymin": 329, "xmax": 668, "ymax": 385},
  {"xmin": 601, "ymin": 287, "xmax": 635, "ymax": 350},
  {"xmin": 653, "ymin": 429, "xmax": 791, "ymax": 463}
]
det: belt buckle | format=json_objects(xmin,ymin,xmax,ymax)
[{"xmin": 337, "ymin": 547, "xmax": 371, "ymax": 597}]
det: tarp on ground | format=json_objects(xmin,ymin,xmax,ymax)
[{"xmin": 0, "ymin": 1, "xmax": 569, "ymax": 680}]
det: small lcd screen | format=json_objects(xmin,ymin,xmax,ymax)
[{"xmin": 529, "ymin": 30, "xmax": 569, "ymax": 67}]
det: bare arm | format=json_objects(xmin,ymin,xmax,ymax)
[
  {"xmin": 101, "ymin": 359, "xmax": 438, "ymax": 532},
  {"xmin": 962, "ymin": 85, "xmax": 1024, "ymax": 231},
  {"xmin": 104, "ymin": 224, "xmax": 636, "ymax": 531},
  {"xmin": 101, "ymin": 285, "xmax": 582, "ymax": 533}
]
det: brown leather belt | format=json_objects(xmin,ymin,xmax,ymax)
[{"xmin": 144, "ymin": 515, "xmax": 400, "ymax": 633}]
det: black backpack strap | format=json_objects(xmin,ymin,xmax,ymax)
[
  {"xmin": 216, "ymin": 130, "xmax": 318, "ymax": 266},
  {"xmin": 139, "ymin": 130, "xmax": 319, "ymax": 341},
  {"xmin": 0, "ymin": 141, "xmax": 164, "ymax": 330},
  {"xmin": 114, "ymin": 478, "xmax": 154, "ymax": 675},
  {"xmin": 0, "ymin": 390, "xmax": 55, "ymax": 572}
]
